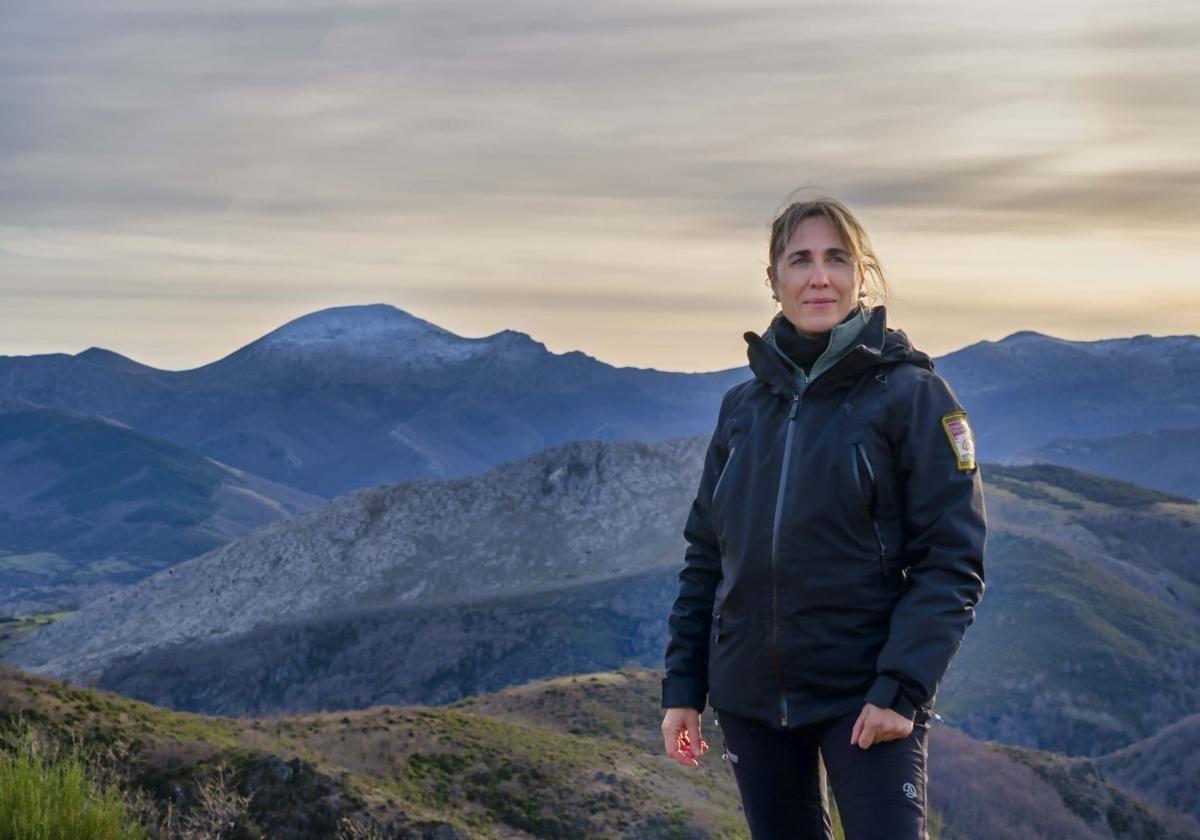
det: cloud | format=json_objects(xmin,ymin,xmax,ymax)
[
  {"xmin": 0, "ymin": 0, "xmax": 1196, "ymax": 370},
  {"xmin": 3, "ymin": 0, "xmax": 1194, "ymax": 232}
]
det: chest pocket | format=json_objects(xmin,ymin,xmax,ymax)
[
  {"xmin": 851, "ymin": 441, "xmax": 888, "ymax": 580},
  {"xmin": 711, "ymin": 414, "xmax": 751, "ymax": 516},
  {"xmin": 848, "ymin": 427, "xmax": 905, "ymax": 581}
]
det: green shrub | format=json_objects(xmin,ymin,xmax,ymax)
[{"xmin": 0, "ymin": 730, "xmax": 145, "ymax": 840}]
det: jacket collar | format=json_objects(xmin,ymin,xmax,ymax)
[
  {"xmin": 762, "ymin": 304, "xmax": 869, "ymax": 385},
  {"xmin": 744, "ymin": 304, "xmax": 931, "ymax": 399}
]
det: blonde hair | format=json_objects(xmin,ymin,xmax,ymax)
[{"xmin": 766, "ymin": 192, "xmax": 891, "ymax": 308}]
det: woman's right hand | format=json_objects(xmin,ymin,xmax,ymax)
[{"xmin": 662, "ymin": 707, "xmax": 709, "ymax": 768}]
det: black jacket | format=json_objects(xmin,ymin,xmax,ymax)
[{"xmin": 661, "ymin": 304, "xmax": 987, "ymax": 729}]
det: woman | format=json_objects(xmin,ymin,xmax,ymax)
[{"xmin": 660, "ymin": 195, "xmax": 987, "ymax": 839}]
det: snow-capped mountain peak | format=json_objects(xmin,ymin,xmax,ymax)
[
  {"xmin": 258, "ymin": 304, "xmax": 454, "ymax": 349},
  {"xmin": 203, "ymin": 303, "xmax": 551, "ymax": 373}
]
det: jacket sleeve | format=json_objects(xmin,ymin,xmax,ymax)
[
  {"xmin": 864, "ymin": 370, "xmax": 987, "ymax": 721},
  {"xmin": 661, "ymin": 390, "xmax": 734, "ymax": 711}
]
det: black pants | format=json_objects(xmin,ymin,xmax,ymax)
[{"xmin": 714, "ymin": 706, "xmax": 930, "ymax": 840}]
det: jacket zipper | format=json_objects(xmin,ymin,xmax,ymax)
[
  {"xmin": 853, "ymin": 442, "xmax": 889, "ymax": 581},
  {"xmin": 770, "ymin": 391, "xmax": 801, "ymax": 727}
]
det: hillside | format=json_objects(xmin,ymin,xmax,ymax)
[
  {"xmin": 4, "ymin": 448, "xmax": 1196, "ymax": 767},
  {"xmin": 0, "ymin": 662, "xmax": 746, "ymax": 838},
  {"xmin": 1009, "ymin": 427, "xmax": 1200, "ymax": 500},
  {"xmin": 1090, "ymin": 713, "xmax": 1200, "ymax": 829},
  {"xmin": 0, "ymin": 402, "xmax": 321, "ymax": 611},
  {"xmin": 939, "ymin": 463, "xmax": 1200, "ymax": 756},
  {"xmin": 5, "ymin": 435, "xmax": 705, "ymax": 684},
  {"xmin": 1, "ymin": 663, "xmax": 1194, "ymax": 839}
]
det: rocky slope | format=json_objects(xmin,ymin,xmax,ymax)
[
  {"xmin": 6, "ymin": 435, "xmax": 707, "ymax": 683},
  {"xmin": 7, "ymin": 446, "xmax": 1200, "ymax": 760}
]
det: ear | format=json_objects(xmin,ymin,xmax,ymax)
[{"xmin": 766, "ymin": 266, "xmax": 777, "ymax": 295}]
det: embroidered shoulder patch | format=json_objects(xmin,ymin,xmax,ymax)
[{"xmin": 940, "ymin": 411, "xmax": 977, "ymax": 471}]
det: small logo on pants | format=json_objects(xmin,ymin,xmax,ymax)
[
  {"xmin": 902, "ymin": 782, "xmax": 918, "ymax": 799},
  {"xmin": 723, "ymin": 749, "xmax": 739, "ymax": 764}
]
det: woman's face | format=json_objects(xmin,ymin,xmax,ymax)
[{"xmin": 769, "ymin": 215, "xmax": 861, "ymax": 337}]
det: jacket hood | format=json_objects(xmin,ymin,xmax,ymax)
[{"xmin": 744, "ymin": 304, "xmax": 932, "ymax": 398}]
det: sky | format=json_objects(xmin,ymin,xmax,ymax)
[{"xmin": 1, "ymin": 0, "xmax": 1198, "ymax": 373}]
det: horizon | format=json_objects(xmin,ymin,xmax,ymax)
[{"xmin": 2, "ymin": 300, "xmax": 1195, "ymax": 376}]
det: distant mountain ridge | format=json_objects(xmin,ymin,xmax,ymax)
[
  {"xmin": 0, "ymin": 303, "xmax": 747, "ymax": 497},
  {"xmin": 2, "ymin": 305, "xmax": 1195, "ymax": 494},
  {"xmin": 937, "ymin": 329, "xmax": 1200, "ymax": 458}
]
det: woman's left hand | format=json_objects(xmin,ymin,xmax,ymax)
[{"xmin": 850, "ymin": 703, "xmax": 914, "ymax": 749}]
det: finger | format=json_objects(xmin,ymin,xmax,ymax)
[
  {"xmin": 665, "ymin": 729, "xmax": 682, "ymax": 761},
  {"xmin": 665, "ymin": 730, "xmax": 680, "ymax": 760},
  {"xmin": 850, "ymin": 716, "xmax": 862, "ymax": 747},
  {"xmin": 665, "ymin": 722, "xmax": 689, "ymax": 763},
  {"xmin": 687, "ymin": 719, "xmax": 703, "ymax": 762},
  {"xmin": 858, "ymin": 723, "xmax": 875, "ymax": 750},
  {"xmin": 679, "ymin": 730, "xmax": 700, "ymax": 766},
  {"xmin": 675, "ymin": 734, "xmax": 698, "ymax": 767}
]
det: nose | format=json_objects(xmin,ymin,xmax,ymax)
[{"xmin": 810, "ymin": 262, "xmax": 830, "ymax": 285}]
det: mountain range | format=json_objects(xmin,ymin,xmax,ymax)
[
  {"xmin": 935, "ymin": 330, "xmax": 1200, "ymax": 460},
  {"xmin": 3, "ymin": 304, "xmax": 1199, "ymax": 834},
  {"xmin": 3, "ymin": 305, "xmax": 1196, "ymax": 504},
  {"xmin": 2, "ymin": 305, "xmax": 1195, "ymax": 614},
  {"xmin": 8, "ymin": 437, "xmax": 1199, "ymax": 759},
  {"xmin": 0, "ymin": 304, "xmax": 746, "ymax": 499}
]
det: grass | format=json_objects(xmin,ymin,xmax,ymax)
[
  {"xmin": 0, "ymin": 726, "xmax": 145, "ymax": 839},
  {"xmin": 0, "ymin": 665, "xmax": 754, "ymax": 838},
  {"xmin": 0, "ymin": 660, "xmax": 1175, "ymax": 839}
]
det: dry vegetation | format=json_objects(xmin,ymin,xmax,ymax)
[{"xmin": 2, "ymin": 663, "xmax": 1195, "ymax": 838}]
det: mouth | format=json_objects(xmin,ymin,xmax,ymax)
[{"xmin": 804, "ymin": 299, "xmax": 837, "ymax": 306}]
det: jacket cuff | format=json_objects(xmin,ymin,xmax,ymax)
[
  {"xmin": 890, "ymin": 692, "xmax": 918, "ymax": 722},
  {"xmin": 865, "ymin": 675, "xmax": 918, "ymax": 722},
  {"xmin": 662, "ymin": 676, "xmax": 707, "ymax": 711},
  {"xmin": 864, "ymin": 674, "xmax": 898, "ymax": 709}
]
